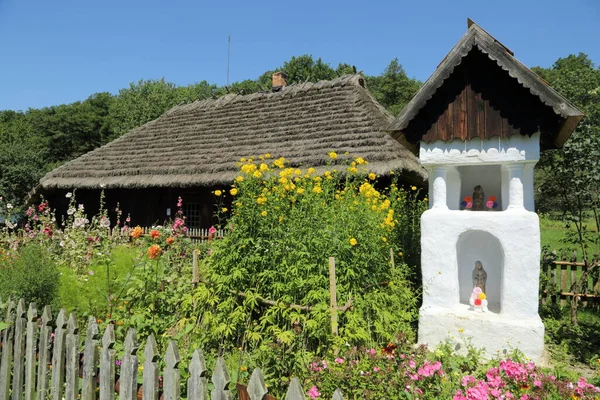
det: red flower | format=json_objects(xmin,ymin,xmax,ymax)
[
  {"xmin": 150, "ymin": 229, "xmax": 160, "ymax": 239},
  {"xmin": 474, "ymin": 299, "xmax": 482, "ymax": 306},
  {"xmin": 489, "ymin": 196, "xmax": 497, "ymax": 202},
  {"xmin": 464, "ymin": 196, "xmax": 472, "ymax": 203}
]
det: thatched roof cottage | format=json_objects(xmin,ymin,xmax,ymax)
[{"xmin": 39, "ymin": 74, "xmax": 426, "ymax": 228}]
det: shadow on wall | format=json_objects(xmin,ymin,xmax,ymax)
[{"xmin": 457, "ymin": 230, "xmax": 504, "ymax": 313}]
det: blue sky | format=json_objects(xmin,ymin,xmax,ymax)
[{"xmin": 1, "ymin": 0, "xmax": 598, "ymax": 111}]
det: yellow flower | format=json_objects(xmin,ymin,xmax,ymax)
[
  {"xmin": 236, "ymin": 176, "xmax": 244, "ymax": 182},
  {"xmin": 274, "ymin": 157, "xmax": 285, "ymax": 168},
  {"xmin": 241, "ymin": 163, "xmax": 257, "ymax": 174},
  {"xmin": 253, "ymin": 170, "xmax": 263, "ymax": 178},
  {"xmin": 230, "ymin": 188, "xmax": 238, "ymax": 196},
  {"xmin": 382, "ymin": 237, "xmax": 387, "ymax": 242},
  {"xmin": 240, "ymin": 157, "xmax": 246, "ymax": 162},
  {"xmin": 368, "ymin": 173, "xmax": 376, "ymax": 180},
  {"xmin": 328, "ymin": 151, "xmax": 338, "ymax": 159},
  {"xmin": 312, "ymin": 186, "xmax": 323, "ymax": 194},
  {"xmin": 214, "ymin": 190, "xmax": 222, "ymax": 196},
  {"xmin": 240, "ymin": 366, "xmax": 248, "ymax": 371},
  {"xmin": 296, "ymin": 188, "xmax": 305, "ymax": 195},
  {"xmin": 306, "ymin": 167, "xmax": 316, "ymax": 176},
  {"xmin": 264, "ymin": 153, "xmax": 271, "ymax": 159},
  {"xmin": 261, "ymin": 210, "xmax": 268, "ymax": 217},
  {"xmin": 278, "ymin": 216, "xmax": 284, "ymax": 223},
  {"xmin": 256, "ymin": 196, "xmax": 267, "ymax": 205},
  {"xmin": 424, "ymin": 197, "xmax": 428, "ymax": 202},
  {"xmin": 221, "ymin": 207, "xmax": 228, "ymax": 212},
  {"xmin": 478, "ymin": 293, "xmax": 486, "ymax": 300},
  {"xmin": 458, "ymin": 328, "xmax": 464, "ymax": 333},
  {"xmin": 259, "ymin": 163, "xmax": 269, "ymax": 172},
  {"xmin": 398, "ymin": 251, "xmax": 403, "ymax": 257},
  {"xmin": 349, "ymin": 238, "xmax": 358, "ymax": 246},
  {"xmin": 294, "ymin": 169, "xmax": 302, "ymax": 176},
  {"xmin": 349, "ymin": 167, "xmax": 358, "ymax": 174},
  {"xmin": 411, "ymin": 186, "xmax": 417, "ymax": 191},
  {"xmin": 355, "ymin": 157, "xmax": 366, "ymax": 165}
]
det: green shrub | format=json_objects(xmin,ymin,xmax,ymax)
[
  {"xmin": 0, "ymin": 244, "xmax": 59, "ymax": 307},
  {"xmin": 183, "ymin": 154, "xmax": 426, "ymax": 359}
]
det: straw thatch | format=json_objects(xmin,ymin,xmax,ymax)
[{"xmin": 40, "ymin": 74, "xmax": 425, "ymax": 190}]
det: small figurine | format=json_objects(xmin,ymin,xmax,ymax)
[
  {"xmin": 472, "ymin": 185, "xmax": 485, "ymax": 211},
  {"xmin": 472, "ymin": 260, "xmax": 487, "ymax": 294}
]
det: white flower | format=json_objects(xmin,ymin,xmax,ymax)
[
  {"xmin": 6, "ymin": 203, "xmax": 12, "ymax": 210},
  {"xmin": 100, "ymin": 217, "xmax": 110, "ymax": 228},
  {"xmin": 78, "ymin": 204, "xmax": 85, "ymax": 212},
  {"xmin": 59, "ymin": 240, "xmax": 65, "ymax": 247},
  {"xmin": 73, "ymin": 217, "xmax": 89, "ymax": 229},
  {"xmin": 67, "ymin": 207, "xmax": 76, "ymax": 215},
  {"xmin": 65, "ymin": 192, "xmax": 72, "ymax": 198},
  {"xmin": 5, "ymin": 221, "xmax": 15, "ymax": 229}
]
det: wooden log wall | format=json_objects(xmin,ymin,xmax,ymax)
[{"xmin": 0, "ymin": 299, "xmax": 344, "ymax": 400}]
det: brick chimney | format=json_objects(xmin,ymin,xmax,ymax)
[{"xmin": 272, "ymin": 72, "xmax": 287, "ymax": 92}]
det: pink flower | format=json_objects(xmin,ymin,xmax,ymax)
[
  {"xmin": 533, "ymin": 379, "xmax": 542, "ymax": 387},
  {"xmin": 486, "ymin": 200, "xmax": 494, "ymax": 209},
  {"xmin": 177, "ymin": 197, "xmax": 183, "ymax": 207},
  {"xmin": 307, "ymin": 385, "xmax": 320, "ymax": 399},
  {"xmin": 373, "ymin": 366, "xmax": 380, "ymax": 372},
  {"xmin": 466, "ymin": 201, "xmax": 473, "ymax": 209},
  {"xmin": 209, "ymin": 226, "xmax": 217, "ymax": 235},
  {"xmin": 334, "ymin": 358, "xmax": 344, "ymax": 364},
  {"xmin": 408, "ymin": 360, "xmax": 416, "ymax": 368},
  {"xmin": 366, "ymin": 348, "xmax": 376, "ymax": 355}
]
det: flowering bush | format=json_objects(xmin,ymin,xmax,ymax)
[
  {"xmin": 189, "ymin": 154, "xmax": 426, "ymax": 363},
  {"xmin": 302, "ymin": 336, "xmax": 600, "ymax": 399}
]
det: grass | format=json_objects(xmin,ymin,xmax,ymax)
[{"xmin": 539, "ymin": 214, "xmax": 600, "ymax": 259}]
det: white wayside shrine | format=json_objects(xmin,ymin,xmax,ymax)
[{"xmin": 387, "ymin": 21, "xmax": 584, "ymax": 362}]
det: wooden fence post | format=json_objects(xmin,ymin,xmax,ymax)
[
  {"xmin": 24, "ymin": 302, "xmax": 38, "ymax": 400},
  {"xmin": 192, "ymin": 249, "xmax": 200, "ymax": 286},
  {"xmin": 163, "ymin": 341, "xmax": 181, "ymax": 400},
  {"xmin": 210, "ymin": 357, "xmax": 231, "ymax": 400},
  {"xmin": 82, "ymin": 317, "xmax": 100, "ymax": 400},
  {"xmin": 120, "ymin": 329, "xmax": 139, "ymax": 400},
  {"xmin": 12, "ymin": 298, "xmax": 27, "ymax": 400},
  {"xmin": 329, "ymin": 257, "xmax": 338, "ymax": 336},
  {"xmin": 247, "ymin": 368, "xmax": 268, "ymax": 400},
  {"xmin": 0, "ymin": 299, "xmax": 15, "ymax": 400},
  {"xmin": 51, "ymin": 309, "xmax": 68, "ymax": 400},
  {"xmin": 37, "ymin": 306, "xmax": 53, "ymax": 398},
  {"xmin": 100, "ymin": 324, "xmax": 116, "ymax": 400},
  {"xmin": 284, "ymin": 377, "xmax": 304, "ymax": 400},
  {"xmin": 187, "ymin": 349, "xmax": 208, "ymax": 400},
  {"xmin": 65, "ymin": 313, "xmax": 79, "ymax": 400},
  {"xmin": 143, "ymin": 335, "xmax": 159, "ymax": 400}
]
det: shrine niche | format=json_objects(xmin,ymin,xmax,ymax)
[{"xmin": 387, "ymin": 20, "xmax": 584, "ymax": 362}]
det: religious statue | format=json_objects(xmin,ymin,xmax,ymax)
[
  {"xmin": 472, "ymin": 260, "xmax": 487, "ymax": 294},
  {"xmin": 472, "ymin": 185, "xmax": 485, "ymax": 211}
]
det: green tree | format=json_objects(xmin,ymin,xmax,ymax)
[
  {"xmin": 366, "ymin": 58, "xmax": 422, "ymax": 116},
  {"xmin": 533, "ymin": 54, "xmax": 600, "ymax": 325}
]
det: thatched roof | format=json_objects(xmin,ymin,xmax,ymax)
[
  {"xmin": 40, "ymin": 74, "xmax": 425, "ymax": 190},
  {"xmin": 388, "ymin": 20, "xmax": 584, "ymax": 149}
]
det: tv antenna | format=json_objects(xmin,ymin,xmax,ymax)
[{"xmin": 226, "ymin": 35, "xmax": 231, "ymax": 86}]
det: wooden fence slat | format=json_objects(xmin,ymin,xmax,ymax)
[
  {"xmin": 37, "ymin": 306, "xmax": 53, "ymax": 399},
  {"xmin": 51, "ymin": 309, "xmax": 68, "ymax": 400},
  {"xmin": 163, "ymin": 341, "xmax": 181, "ymax": 400},
  {"xmin": 100, "ymin": 325, "xmax": 116, "ymax": 400},
  {"xmin": 82, "ymin": 317, "xmax": 100, "ymax": 400},
  {"xmin": 210, "ymin": 357, "xmax": 231, "ymax": 400},
  {"xmin": 119, "ymin": 329, "xmax": 139, "ymax": 400},
  {"xmin": 247, "ymin": 368, "xmax": 268, "ymax": 400},
  {"xmin": 0, "ymin": 299, "xmax": 15, "ymax": 400},
  {"xmin": 12, "ymin": 298, "xmax": 27, "ymax": 400},
  {"xmin": 187, "ymin": 349, "xmax": 207, "ymax": 400},
  {"xmin": 24, "ymin": 303, "xmax": 38, "ymax": 400},
  {"xmin": 332, "ymin": 388, "xmax": 345, "ymax": 400},
  {"xmin": 65, "ymin": 313, "xmax": 80, "ymax": 400},
  {"xmin": 561, "ymin": 264, "xmax": 568, "ymax": 306},
  {"xmin": 284, "ymin": 377, "xmax": 305, "ymax": 400},
  {"xmin": 143, "ymin": 335, "xmax": 159, "ymax": 400}
]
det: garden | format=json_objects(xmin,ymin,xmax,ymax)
[{"xmin": 1, "ymin": 154, "xmax": 600, "ymax": 399}]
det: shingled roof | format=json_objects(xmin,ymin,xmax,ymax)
[{"xmin": 39, "ymin": 74, "xmax": 425, "ymax": 190}]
